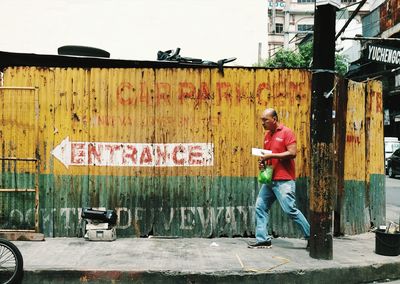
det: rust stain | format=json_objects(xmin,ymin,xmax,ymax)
[
  {"xmin": 310, "ymin": 142, "xmax": 335, "ymax": 213},
  {"xmin": 344, "ymin": 81, "xmax": 366, "ymax": 181},
  {"xmin": 82, "ymin": 271, "xmax": 123, "ymax": 280}
]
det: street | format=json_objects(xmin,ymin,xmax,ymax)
[
  {"xmin": 386, "ymin": 176, "xmax": 400, "ymax": 223},
  {"xmin": 368, "ymin": 176, "xmax": 399, "ymax": 283}
]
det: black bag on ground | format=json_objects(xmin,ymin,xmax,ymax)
[{"xmin": 81, "ymin": 207, "xmax": 117, "ymax": 225}]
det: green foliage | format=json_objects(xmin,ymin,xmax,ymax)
[
  {"xmin": 257, "ymin": 42, "xmax": 348, "ymax": 75},
  {"xmin": 260, "ymin": 49, "xmax": 305, "ymax": 68},
  {"xmin": 335, "ymin": 53, "xmax": 348, "ymax": 76},
  {"xmin": 298, "ymin": 42, "xmax": 313, "ymax": 66}
]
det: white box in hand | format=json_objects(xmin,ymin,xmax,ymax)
[{"xmin": 251, "ymin": 148, "xmax": 272, "ymax": 157}]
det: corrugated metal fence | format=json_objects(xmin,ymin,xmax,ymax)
[{"xmin": 0, "ymin": 67, "xmax": 384, "ymax": 237}]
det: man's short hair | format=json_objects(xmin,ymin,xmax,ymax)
[
  {"xmin": 265, "ymin": 108, "xmax": 278, "ymax": 121},
  {"xmin": 271, "ymin": 109, "xmax": 278, "ymax": 120}
]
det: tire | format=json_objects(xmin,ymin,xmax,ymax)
[
  {"xmin": 388, "ymin": 166, "xmax": 395, "ymax": 178},
  {"xmin": 0, "ymin": 239, "xmax": 24, "ymax": 284}
]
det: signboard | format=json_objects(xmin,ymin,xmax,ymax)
[
  {"xmin": 367, "ymin": 44, "xmax": 400, "ymax": 66},
  {"xmin": 51, "ymin": 137, "xmax": 214, "ymax": 168},
  {"xmin": 268, "ymin": 1, "xmax": 286, "ymax": 10}
]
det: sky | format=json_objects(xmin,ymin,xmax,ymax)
[{"xmin": 1, "ymin": 0, "xmax": 267, "ymax": 66}]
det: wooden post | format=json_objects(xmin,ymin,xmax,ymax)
[{"xmin": 309, "ymin": 2, "xmax": 338, "ymax": 260}]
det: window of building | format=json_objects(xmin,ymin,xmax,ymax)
[
  {"xmin": 297, "ymin": 0, "xmax": 315, "ymax": 3},
  {"xmin": 298, "ymin": 24, "xmax": 313, "ymax": 32},
  {"xmin": 275, "ymin": 23, "xmax": 283, "ymax": 33},
  {"xmin": 269, "ymin": 45, "xmax": 284, "ymax": 57}
]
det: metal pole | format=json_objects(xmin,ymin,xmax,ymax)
[
  {"xmin": 341, "ymin": 36, "xmax": 400, "ymax": 42},
  {"xmin": 310, "ymin": 3, "xmax": 337, "ymax": 260},
  {"xmin": 34, "ymin": 87, "xmax": 40, "ymax": 233}
]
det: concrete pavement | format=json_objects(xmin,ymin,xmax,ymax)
[{"xmin": 12, "ymin": 232, "xmax": 400, "ymax": 283}]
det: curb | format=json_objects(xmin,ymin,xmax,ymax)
[{"xmin": 23, "ymin": 261, "xmax": 400, "ymax": 284}]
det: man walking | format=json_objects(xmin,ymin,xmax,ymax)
[{"xmin": 249, "ymin": 108, "xmax": 310, "ymax": 248}]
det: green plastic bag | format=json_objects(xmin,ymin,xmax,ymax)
[{"xmin": 258, "ymin": 166, "xmax": 273, "ymax": 184}]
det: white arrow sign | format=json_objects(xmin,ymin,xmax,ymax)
[{"xmin": 51, "ymin": 137, "xmax": 214, "ymax": 168}]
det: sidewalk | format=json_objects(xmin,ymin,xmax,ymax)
[{"xmin": 13, "ymin": 232, "xmax": 400, "ymax": 284}]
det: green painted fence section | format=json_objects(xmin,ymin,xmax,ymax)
[
  {"xmin": 0, "ymin": 172, "xmax": 313, "ymax": 238},
  {"xmin": 368, "ymin": 174, "xmax": 386, "ymax": 227},
  {"xmin": 1, "ymin": 170, "xmax": 386, "ymax": 238},
  {"xmin": 340, "ymin": 175, "xmax": 386, "ymax": 235},
  {"xmin": 0, "ymin": 171, "xmax": 36, "ymax": 230}
]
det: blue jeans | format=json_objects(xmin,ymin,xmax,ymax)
[{"xmin": 255, "ymin": 180, "xmax": 310, "ymax": 242}]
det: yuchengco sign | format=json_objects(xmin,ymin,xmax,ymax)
[{"xmin": 367, "ymin": 44, "xmax": 400, "ymax": 66}]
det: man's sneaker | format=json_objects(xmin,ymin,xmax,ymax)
[{"xmin": 248, "ymin": 240, "xmax": 272, "ymax": 249}]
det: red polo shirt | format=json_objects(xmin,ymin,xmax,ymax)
[{"xmin": 263, "ymin": 124, "xmax": 296, "ymax": 180}]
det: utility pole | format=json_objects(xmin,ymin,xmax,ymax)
[{"xmin": 309, "ymin": 0, "xmax": 340, "ymax": 260}]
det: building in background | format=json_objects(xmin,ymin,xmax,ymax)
[
  {"xmin": 267, "ymin": 0, "xmax": 314, "ymax": 57},
  {"xmin": 346, "ymin": 0, "xmax": 400, "ymax": 138},
  {"xmin": 266, "ymin": 0, "xmax": 380, "ymax": 58}
]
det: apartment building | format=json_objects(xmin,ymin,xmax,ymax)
[
  {"xmin": 266, "ymin": 0, "xmax": 381, "ymax": 59},
  {"xmin": 350, "ymin": 0, "xmax": 400, "ymax": 137}
]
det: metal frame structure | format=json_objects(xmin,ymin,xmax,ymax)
[{"xmin": 0, "ymin": 86, "xmax": 40, "ymax": 233}]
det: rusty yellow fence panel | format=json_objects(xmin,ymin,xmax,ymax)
[
  {"xmin": 339, "ymin": 79, "xmax": 385, "ymax": 235},
  {"xmin": 341, "ymin": 81, "xmax": 368, "ymax": 235},
  {"xmin": 3, "ymin": 67, "xmax": 311, "ymax": 178},
  {"xmin": 0, "ymin": 66, "xmax": 383, "ymax": 237},
  {"xmin": 0, "ymin": 88, "xmax": 37, "ymax": 159},
  {"xmin": 366, "ymin": 81, "xmax": 385, "ymax": 228},
  {"xmin": 366, "ymin": 81, "xmax": 384, "ymax": 175},
  {"xmin": 344, "ymin": 81, "xmax": 366, "ymax": 181}
]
